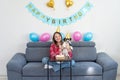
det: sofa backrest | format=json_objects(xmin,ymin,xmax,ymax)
[
  {"xmin": 25, "ymin": 41, "xmax": 96, "ymax": 62},
  {"xmin": 72, "ymin": 41, "xmax": 96, "ymax": 61}
]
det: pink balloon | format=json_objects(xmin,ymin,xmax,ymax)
[
  {"xmin": 40, "ymin": 33, "xmax": 51, "ymax": 42},
  {"xmin": 73, "ymin": 31, "xmax": 82, "ymax": 42}
]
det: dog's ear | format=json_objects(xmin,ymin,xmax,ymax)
[
  {"xmin": 69, "ymin": 38, "xmax": 71, "ymax": 41},
  {"xmin": 63, "ymin": 38, "xmax": 66, "ymax": 41}
]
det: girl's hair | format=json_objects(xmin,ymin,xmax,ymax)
[{"xmin": 52, "ymin": 32, "xmax": 63, "ymax": 46}]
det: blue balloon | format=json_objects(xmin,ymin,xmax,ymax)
[
  {"xmin": 60, "ymin": 32, "xmax": 65, "ymax": 40},
  {"xmin": 29, "ymin": 32, "xmax": 39, "ymax": 42},
  {"xmin": 83, "ymin": 32, "xmax": 93, "ymax": 41}
]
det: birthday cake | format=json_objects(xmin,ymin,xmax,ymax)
[{"xmin": 56, "ymin": 55, "xmax": 65, "ymax": 60}]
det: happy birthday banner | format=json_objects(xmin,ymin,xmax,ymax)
[{"xmin": 26, "ymin": 2, "xmax": 93, "ymax": 26}]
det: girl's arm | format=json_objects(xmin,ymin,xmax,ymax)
[
  {"xmin": 50, "ymin": 44, "xmax": 61, "ymax": 60},
  {"xmin": 50, "ymin": 45, "xmax": 56, "ymax": 60}
]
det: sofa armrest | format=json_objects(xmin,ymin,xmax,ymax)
[
  {"xmin": 96, "ymin": 52, "xmax": 118, "ymax": 71},
  {"xmin": 7, "ymin": 53, "xmax": 27, "ymax": 73}
]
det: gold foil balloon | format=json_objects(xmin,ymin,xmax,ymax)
[
  {"xmin": 47, "ymin": 0, "xmax": 54, "ymax": 8},
  {"xmin": 65, "ymin": 0, "xmax": 73, "ymax": 8}
]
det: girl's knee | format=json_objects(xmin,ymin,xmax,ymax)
[{"xmin": 42, "ymin": 57, "xmax": 49, "ymax": 64}]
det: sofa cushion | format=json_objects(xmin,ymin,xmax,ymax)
[
  {"xmin": 72, "ymin": 47, "xmax": 96, "ymax": 61},
  {"xmin": 23, "ymin": 62, "xmax": 47, "ymax": 76},
  {"xmin": 22, "ymin": 62, "xmax": 61, "ymax": 77},
  {"xmin": 27, "ymin": 42, "xmax": 52, "ymax": 47},
  {"xmin": 48, "ymin": 62, "xmax": 102, "ymax": 76},
  {"xmin": 71, "ymin": 62, "xmax": 102, "ymax": 76},
  {"xmin": 72, "ymin": 41, "xmax": 95, "ymax": 47},
  {"xmin": 25, "ymin": 42, "xmax": 51, "ymax": 61},
  {"xmin": 72, "ymin": 42, "xmax": 97, "ymax": 61},
  {"xmin": 23, "ymin": 76, "xmax": 102, "ymax": 80},
  {"xmin": 25, "ymin": 41, "xmax": 96, "ymax": 62},
  {"xmin": 22, "ymin": 62, "xmax": 102, "ymax": 76},
  {"xmin": 25, "ymin": 48, "xmax": 49, "ymax": 62}
]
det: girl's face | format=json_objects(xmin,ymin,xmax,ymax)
[{"xmin": 54, "ymin": 33, "xmax": 62, "ymax": 43}]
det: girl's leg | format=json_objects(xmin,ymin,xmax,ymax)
[
  {"xmin": 42, "ymin": 57, "xmax": 53, "ymax": 69},
  {"xmin": 61, "ymin": 60, "xmax": 75, "ymax": 68},
  {"xmin": 52, "ymin": 62, "xmax": 61, "ymax": 72},
  {"xmin": 42, "ymin": 57, "xmax": 49, "ymax": 64},
  {"xmin": 42, "ymin": 57, "xmax": 55, "ymax": 65},
  {"xmin": 53, "ymin": 60, "xmax": 75, "ymax": 72}
]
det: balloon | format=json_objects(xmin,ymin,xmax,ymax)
[
  {"xmin": 83, "ymin": 32, "xmax": 93, "ymax": 41},
  {"xmin": 40, "ymin": 33, "xmax": 51, "ymax": 42},
  {"xmin": 60, "ymin": 32, "xmax": 65, "ymax": 40},
  {"xmin": 66, "ymin": 0, "xmax": 73, "ymax": 8},
  {"xmin": 47, "ymin": 0, "xmax": 54, "ymax": 8},
  {"xmin": 29, "ymin": 33, "xmax": 39, "ymax": 42},
  {"xmin": 72, "ymin": 31, "xmax": 82, "ymax": 42}
]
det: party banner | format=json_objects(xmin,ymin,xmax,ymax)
[{"xmin": 26, "ymin": 2, "xmax": 93, "ymax": 26}]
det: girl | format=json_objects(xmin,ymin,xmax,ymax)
[{"xmin": 42, "ymin": 32, "xmax": 75, "ymax": 72}]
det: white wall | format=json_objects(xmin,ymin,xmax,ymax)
[{"xmin": 0, "ymin": 0, "xmax": 120, "ymax": 76}]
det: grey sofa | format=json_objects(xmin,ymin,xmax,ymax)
[{"xmin": 7, "ymin": 41, "xmax": 118, "ymax": 80}]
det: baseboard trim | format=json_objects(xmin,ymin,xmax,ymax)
[
  {"xmin": 118, "ymin": 74, "xmax": 120, "ymax": 76},
  {"xmin": 0, "ymin": 75, "xmax": 7, "ymax": 80}
]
